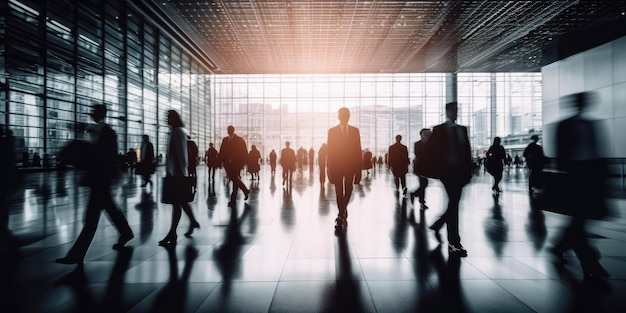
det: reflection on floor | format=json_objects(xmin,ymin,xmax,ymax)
[{"xmin": 2, "ymin": 165, "xmax": 626, "ymax": 312}]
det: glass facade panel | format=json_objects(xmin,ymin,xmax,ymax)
[{"xmin": 3, "ymin": 0, "xmax": 213, "ymax": 166}]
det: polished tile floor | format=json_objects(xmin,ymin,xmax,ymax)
[{"xmin": 2, "ymin": 164, "xmax": 626, "ymax": 312}]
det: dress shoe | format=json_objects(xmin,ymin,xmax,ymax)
[
  {"xmin": 448, "ymin": 243, "xmax": 468, "ymax": 257},
  {"xmin": 113, "ymin": 233, "xmax": 134, "ymax": 250},
  {"xmin": 420, "ymin": 203, "xmax": 429, "ymax": 210},
  {"xmin": 55, "ymin": 257, "xmax": 82, "ymax": 265},
  {"xmin": 158, "ymin": 235, "xmax": 177, "ymax": 247},
  {"xmin": 244, "ymin": 190, "xmax": 250, "ymax": 200},
  {"xmin": 184, "ymin": 222, "xmax": 200, "ymax": 237}
]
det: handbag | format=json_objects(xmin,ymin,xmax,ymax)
[{"xmin": 161, "ymin": 175, "xmax": 196, "ymax": 204}]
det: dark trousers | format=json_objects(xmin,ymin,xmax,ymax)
[
  {"xmin": 528, "ymin": 168, "xmax": 543, "ymax": 191},
  {"xmin": 416, "ymin": 176, "xmax": 429, "ymax": 203},
  {"xmin": 553, "ymin": 216, "xmax": 601, "ymax": 274},
  {"xmin": 334, "ymin": 175, "xmax": 355, "ymax": 218},
  {"xmin": 393, "ymin": 174, "xmax": 407, "ymax": 190},
  {"xmin": 226, "ymin": 167, "xmax": 249, "ymax": 201},
  {"xmin": 65, "ymin": 184, "xmax": 132, "ymax": 260},
  {"xmin": 432, "ymin": 179, "xmax": 464, "ymax": 245}
]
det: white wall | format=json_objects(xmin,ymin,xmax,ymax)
[{"xmin": 542, "ymin": 35, "xmax": 626, "ymax": 158}]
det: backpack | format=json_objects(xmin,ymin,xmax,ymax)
[{"xmin": 187, "ymin": 139, "xmax": 199, "ymax": 174}]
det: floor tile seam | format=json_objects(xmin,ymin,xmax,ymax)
[{"xmin": 490, "ymin": 278, "xmax": 556, "ymax": 313}]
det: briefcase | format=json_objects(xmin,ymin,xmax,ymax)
[{"xmin": 161, "ymin": 176, "xmax": 195, "ymax": 204}]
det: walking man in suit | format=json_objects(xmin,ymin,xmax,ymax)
[
  {"xmin": 280, "ymin": 141, "xmax": 296, "ymax": 186},
  {"xmin": 327, "ymin": 107, "xmax": 362, "ymax": 232},
  {"xmin": 388, "ymin": 134, "xmax": 410, "ymax": 196},
  {"xmin": 418, "ymin": 102, "xmax": 472, "ymax": 257},
  {"xmin": 219, "ymin": 125, "xmax": 250, "ymax": 206},
  {"xmin": 412, "ymin": 128, "xmax": 432, "ymax": 209},
  {"xmin": 56, "ymin": 104, "xmax": 134, "ymax": 265}
]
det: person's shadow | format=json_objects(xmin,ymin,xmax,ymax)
[
  {"xmin": 323, "ymin": 232, "xmax": 370, "ymax": 311},
  {"xmin": 280, "ymin": 185, "xmax": 295, "ymax": 230},
  {"xmin": 213, "ymin": 204, "xmax": 249, "ymax": 295},
  {"xmin": 150, "ymin": 245, "xmax": 198, "ymax": 313},
  {"xmin": 429, "ymin": 246, "xmax": 469, "ymax": 312},
  {"xmin": 484, "ymin": 193, "xmax": 508, "ymax": 257},
  {"xmin": 526, "ymin": 193, "xmax": 547, "ymax": 252},
  {"xmin": 135, "ymin": 189, "xmax": 156, "ymax": 244},
  {"xmin": 391, "ymin": 198, "xmax": 408, "ymax": 254},
  {"xmin": 56, "ymin": 247, "xmax": 134, "ymax": 312}
]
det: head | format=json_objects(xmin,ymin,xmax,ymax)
[
  {"xmin": 420, "ymin": 128, "xmax": 432, "ymax": 142},
  {"xmin": 209, "ymin": 142, "xmax": 214, "ymax": 148},
  {"xmin": 445, "ymin": 101, "xmax": 458, "ymax": 122},
  {"xmin": 142, "ymin": 135, "xmax": 149, "ymax": 142},
  {"xmin": 338, "ymin": 107, "xmax": 350, "ymax": 126},
  {"xmin": 166, "ymin": 110, "xmax": 184, "ymax": 128},
  {"xmin": 395, "ymin": 134, "xmax": 402, "ymax": 143},
  {"xmin": 251, "ymin": 144, "xmax": 256, "ymax": 150},
  {"xmin": 493, "ymin": 137, "xmax": 501, "ymax": 145},
  {"xmin": 530, "ymin": 135, "xmax": 539, "ymax": 143},
  {"xmin": 565, "ymin": 91, "xmax": 597, "ymax": 113},
  {"xmin": 90, "ymin": 104, "xmax": 107, "ymax": 123},
  {"xmin": 285, "ymin": 141, "xmax": 290, "ymax": 148},
  {"xmin": 227, "ymin": 125, "xmax": 235, "ymax": 136}
]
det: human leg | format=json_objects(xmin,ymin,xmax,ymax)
[
  {"xmin": 57, "ymin": 190, "xmax": 102, "ymax": 263},
  {"xmin": 160, "ymin": 203, "xmax": 181, "ymax": 246},
  {"xmin": 182, "ymin": 202, "xmax": 200, "ymax": 237}
]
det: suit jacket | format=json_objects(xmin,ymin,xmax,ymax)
[
  {"xmin": 416, "ymin": 122, "xmax": 472, "ymax": 185},
  {"xmin": 219, "ymin": 134, "xmax": 247, "ymax": 172},
  {"xmin": 280, "ymin": 147, "xmax": 296, "ymax": 170},
  {"xmin": 327, "ymin": 124, "xmax": 362, "ymax": 180},
  {"xmin": 88, "ymin": 121, "xmax": 119, "ymax": 185},
  {"xmin": 388, "ymin": 142, "xmax": 409, "ymax": 175}
]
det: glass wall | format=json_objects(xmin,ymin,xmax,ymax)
[
  {"xmin": 213, "ymin": 73, "xmax": 542, "ymax": 159},
  {"xmin": 2, "ymin": 0, "xmax": 214, "ymax": 166}
]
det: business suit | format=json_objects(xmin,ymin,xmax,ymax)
[
  {"xmin": 327, "ymin": 124, "xmax": 362, "ymax": 220},
  {"xmin": 58, "ymin": 117, "xmax": 133, "ymax": 263},
  {"xmin": 551, "ymin": 98, "xmax": 608, "ymax": 280},
  {"xmin": 219, "ymin": 132, "xmax": 250, "ymax": 204},
  {"xmin": 425, "ymin": 119, "xmax": 472, "ymax": 253},
  {"xmin": 280, "ymin": 145, "xmax": 296, "ymax": 185},
  {"xmin": 388, "ymin": 140, "xmax": 409, "ymax": 194}
]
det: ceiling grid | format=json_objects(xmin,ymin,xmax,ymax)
[{"xmin": 153, "ymin": 0, "xmax": 626, "ymax": 74}]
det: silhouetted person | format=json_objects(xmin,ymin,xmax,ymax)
[
  {"xmin": 56, "ymin": 104, "xmax": 134, "ymax": 264},
  {"xmin": 327, "ymin": 107, "xmax": 362, "ymax": 231},
  {"xmin": 412, "ymin": 128, "xmax": 432, "ymax": 209},
  {"xmin": 523, "ymin": 134, "xmax": 545, "ymax": 194},
  {"xmin": 297, "ymin": 146, "xmax": 306, "ymax": 173},
  {"xmin": 377, "ymin": 156, "xmax": 383, "ymax": 168},
  {"xmin": 280, "ymin": 141, "xmax": 296, "ymax": 186},
  {"xmin": 362, "ymin": 149, "xmax": 373, "ymax": 176},
  {"xmin": 485, "ymin": 136, "xmax": 506, "ymax": 194},
  {"xmin": 550, "ymin": 92, "xmax": 609, "ymax": 282},
  {"xmin": 32, "ymin": 152, "xmax": 41, "ymax": 167},
  {"xmin": 158, "ymin": 110, "xmax": 200, "ymax": 247},
  {"xmin": 388, "ymin": 134, "xmax": 410, "ymax": 196},
  {"xmin": 205, "ymin": 142, "xmax": 219, "ymax": 181},
  {"xmin": 0, "ymin": 124, "xmax": 20, "ymax": 246},
  {"xmin": 318, "ymin": 143, "xmax": 328, "ymax": 185},
  {"xmin": 247, "ymin": 144, "xmax": 261, "ymax": 180},
  {"xmin": 417, "ymin": 101, "xmax": 472, "ymax": 257},
  {"xmin": 126, "ymin": 148, "xmax": 137, "ymax": 170},
  {"xmin": 219, "ymin": 125, "xmax": 250, "ymax": 206},
  {"xmin": 308, "ymin": 147, "xmax": 315, "ymax": 172},
  {"xmin": 138, "ymin": 135, "xmax": 156, "ymax": 187},
  {"xmin": 269, "ymin": 149, "xmax": 277, "ymax": 176}
]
